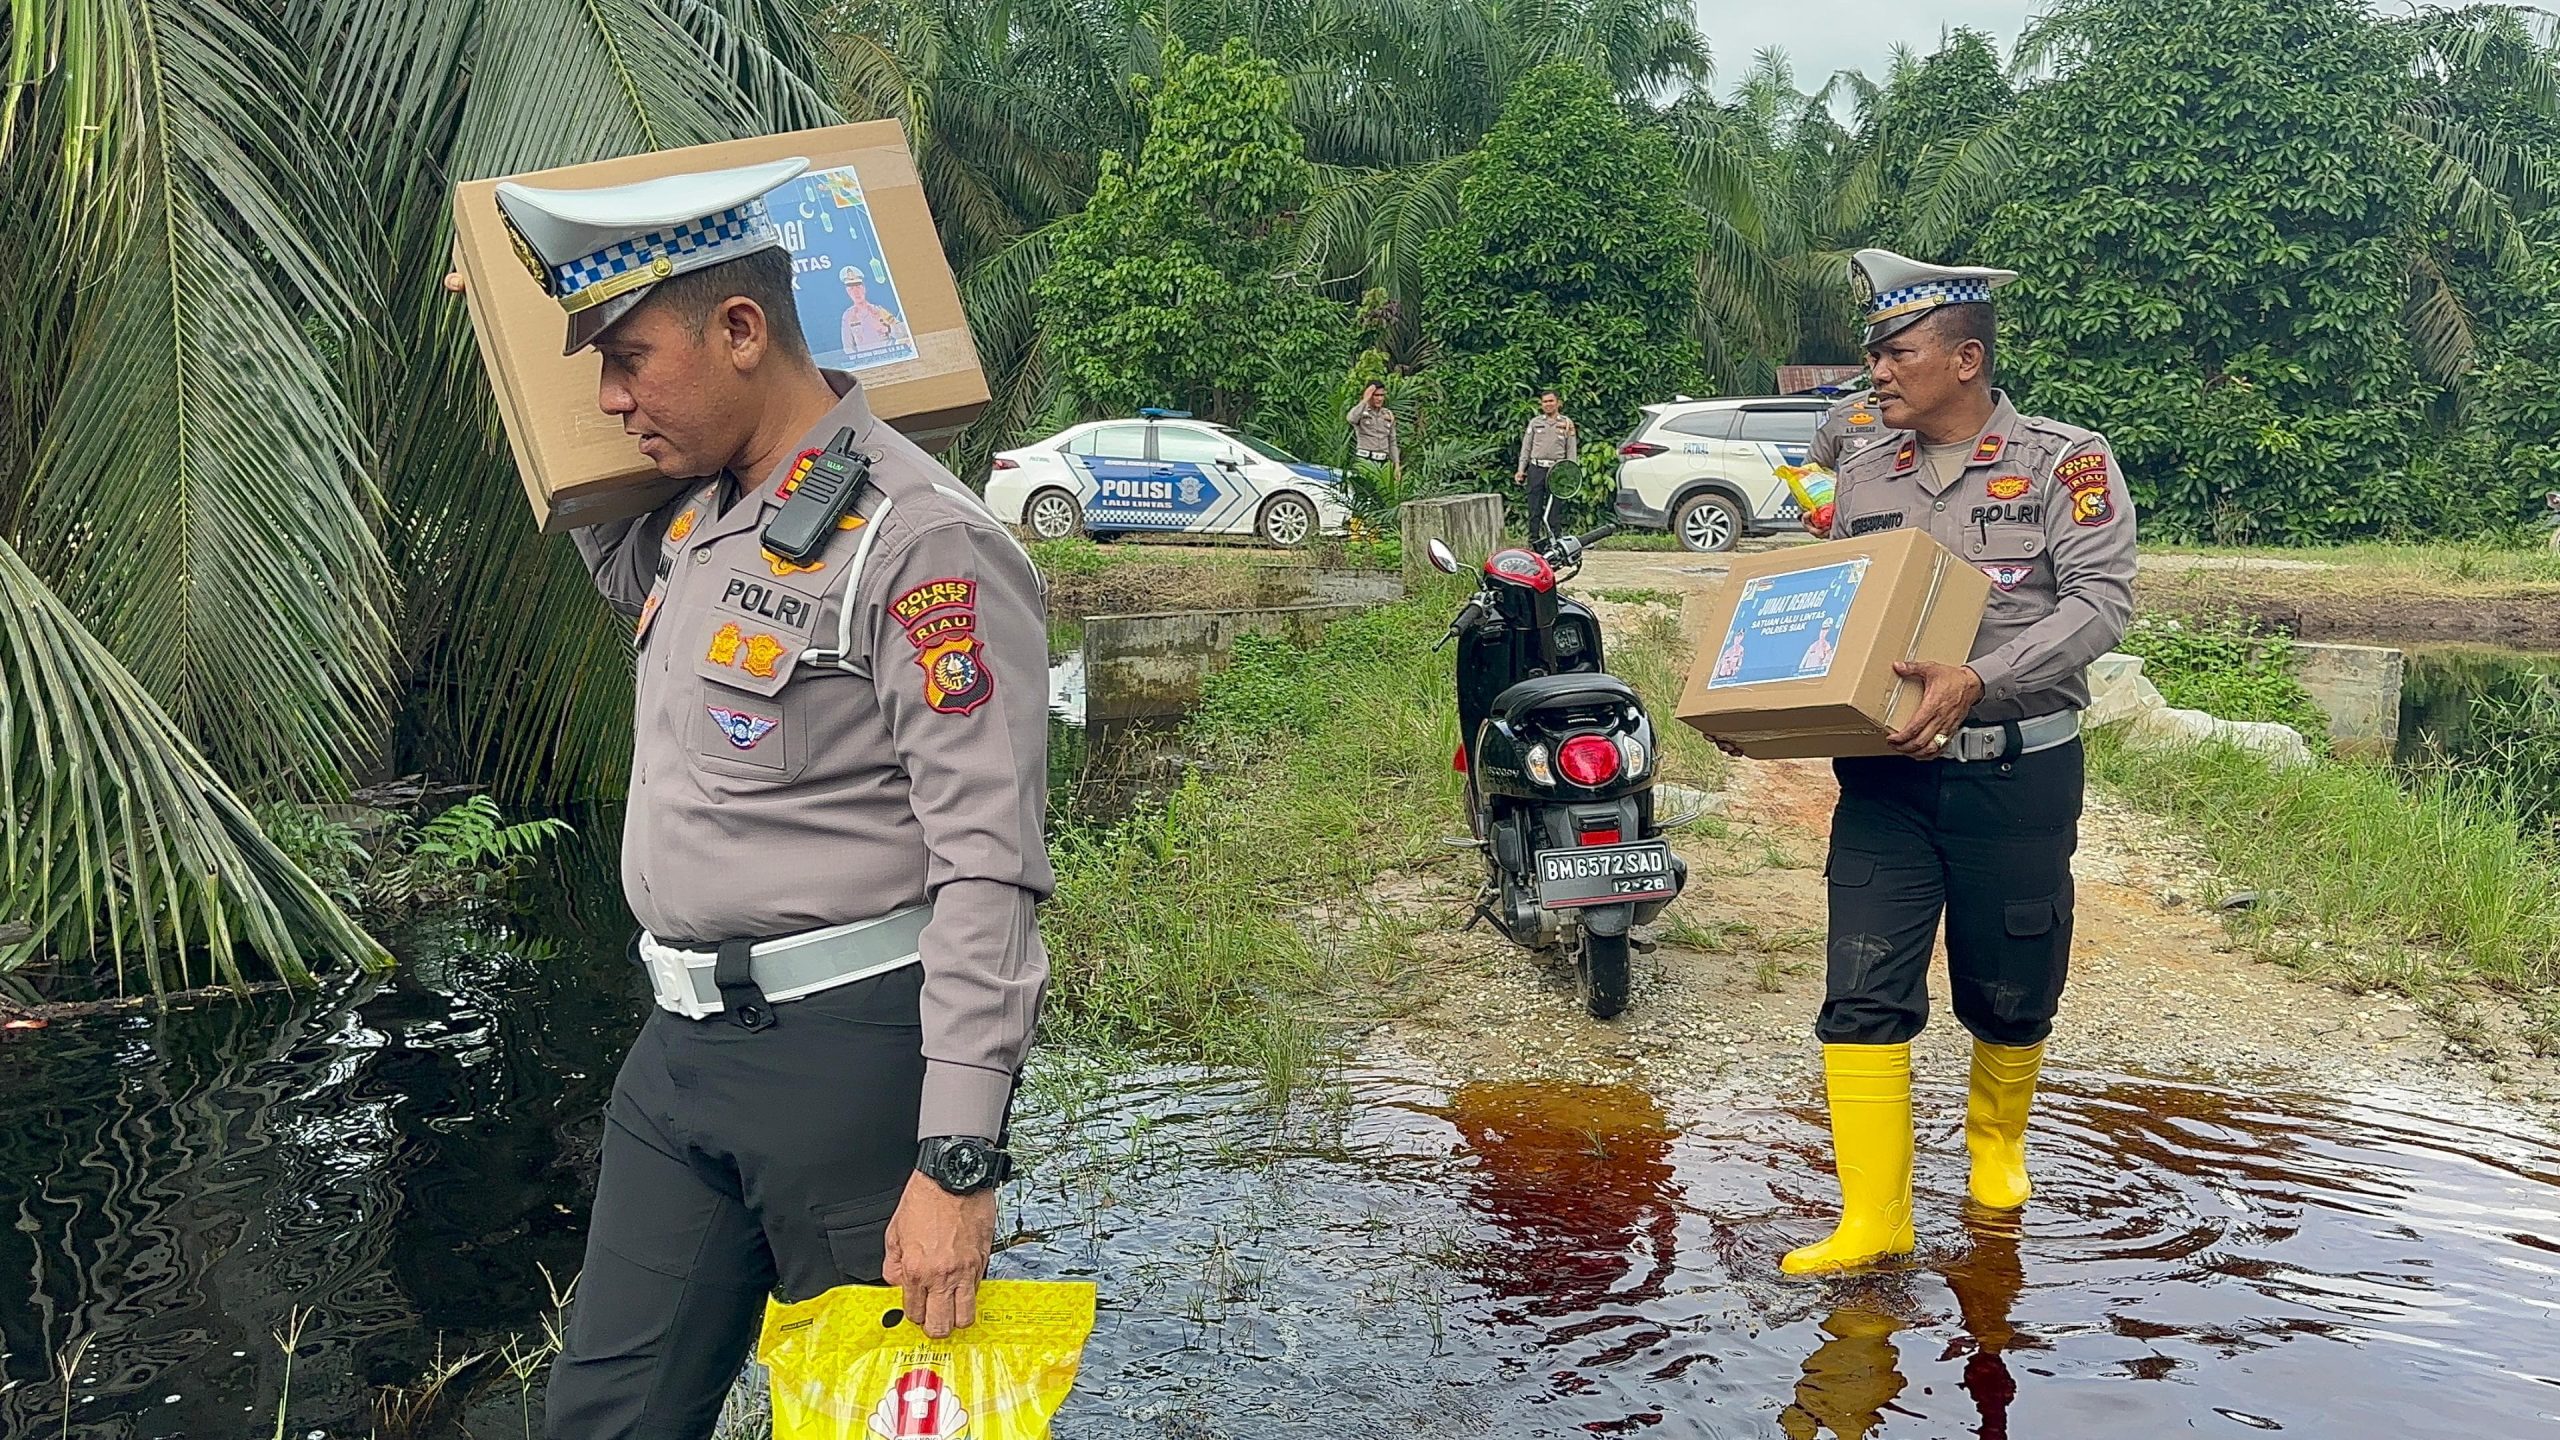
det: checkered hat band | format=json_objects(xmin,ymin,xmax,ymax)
[
  {"xmin": 553, "ymin": 200, "xmax": 775, "ymax": 297},
  {"xmin": 1867, "ymin": 278, "xmax": 1992, "ymax": 320}
]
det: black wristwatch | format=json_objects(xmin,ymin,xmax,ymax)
[{"xmin": 916, "ymin": 1136, "xmax": 1014, "ymax": 1195}]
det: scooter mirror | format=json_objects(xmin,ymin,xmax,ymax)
[{"xmin": 1426, "ymin": 539, "xmax": 1462, "ymax": 575}]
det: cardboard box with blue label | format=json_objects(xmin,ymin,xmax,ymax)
[
  {"xmin": 451, "ymin": 121, "xmax": 987, "ymax": 533},
  {"xmin": 1675, "ymin": 528, "xmax": 1990, "ymax": 759}
]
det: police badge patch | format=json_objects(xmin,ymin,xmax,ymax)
[
  {"xmin": 1986, "ymin": 474, "xmax": 2031, "ymax": 501},
  {"xmin": 916, "ymin": 635, "xmax": 995, "ymax": 715},
  {"xmin": 1980, "ymin": 563, "xmax": 2036, "ymax": 591},
  {"xmin": 706, "ymin": 705, "xmax": 779, "ymax": 749}
]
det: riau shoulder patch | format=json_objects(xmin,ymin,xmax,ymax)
[
  {"xmin": 916, "ymin": 635, "xmax": 995, "ymax": 715},
  {"xmin": 2058, "ymin": 452, "xmax": 2114, "ymax": 526}
]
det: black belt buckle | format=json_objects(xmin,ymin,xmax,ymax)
[{"xmin": 712, "ymin": 938, "xmax": 777, "ymax": 1031}]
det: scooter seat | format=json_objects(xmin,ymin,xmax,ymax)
[{"xmin": 1488, "ymin": 672, "xmax": 1641, "ymax": 726}]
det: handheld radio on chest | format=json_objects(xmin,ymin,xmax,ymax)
[{"xmin": 763, "ymin": 426, "xmax": 871, "ymax": 563}]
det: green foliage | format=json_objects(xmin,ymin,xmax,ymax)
[
  {"xmin": 257, "ymin": 795, "xmax": 572, "ymax": 921},
  {"xmin": 1986, "ymin": 0, "xmax": 2435, "ymax": 541},
  {"xmin": 1862, "ymin": 28, "xmax": 2016, "ymax": 254},
  {"xmin": 1035, "ymin": 39, "xmax": 1352, "ymax": 434},
  {"xmin": 2116, "ymin": 611, "xmax": 2331, "ymax": 738},
  {"xmin": 2091, "ymin": 732, "xmax": 2560, "ymax": 997},
  {"xmin": 1422, "ymin": 62, "xmax": 1709, "ymax": 504},
  {"xmin": 1027, "ymin": 537, "xmax": 1117, "ymax": 580}
]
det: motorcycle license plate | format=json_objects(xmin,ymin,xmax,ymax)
[{"xmin": 1534, "ymin": 840, "xmax": 1677, "ymax": 909}]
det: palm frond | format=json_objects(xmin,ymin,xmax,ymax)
[
  {"xmin": 1899, "ymin": 110, "xmax": 2021, "ymax": 254},
  {"xmin": 2406, "ymin": 249, "xmax": 2484, "ymax": 387},
  {"xmin": 19, "ymin": 0, "xmax": 390, "ymax": 797},
  {"xmin": 0, "ymin": 534, "xmax": 388, "ymax": 992}
]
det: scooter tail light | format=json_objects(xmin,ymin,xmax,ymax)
[
  {"xmin": 1525, "ymin": 744, "xmax": 1556, "ymax": 786},
  {"xmin": 1557, "ymin": 734, "xmax": 1622, "ymax": 787},
  {"xmin": 1579, "ymin": 827, "xmax": 1623, "ymax": 847}
]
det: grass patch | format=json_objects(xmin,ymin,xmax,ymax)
[
  {"xmin": 1595, "ymin": 530, "xmax": 1683, "ymax": 551},
  {"xmin": 1040, "ymin": 585, "xmax": 1724, "ymax": 1090},
  {"xmin": 2143, "ymin": 541, "xmax": 2560, "ymax": 593},
  {"xmin": 1593, "ymin": 586, "xmax": 1681, "ymax": 607},
  {"xmin": 2115, "ymin": 610, "xmax": 2328, "ymax": 739},
  {"xmin": 2090, "ymin": 731, "xmax": 2560, "ymax": 998}
]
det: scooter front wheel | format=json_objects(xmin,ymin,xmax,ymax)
[{"xmin": 1576, "ymin": 929, "xmax": 1631, "ymax": 1020}]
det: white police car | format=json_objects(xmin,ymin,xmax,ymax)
[
  {"xmin": 1613, "ymin": 396, "xmax": 1831, "ymax": 552},
  {"xmin": 986, "ymin": 411, "xmax": 1351, "ymax": 547}
]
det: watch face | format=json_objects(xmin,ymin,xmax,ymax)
[{"xmin": 932, "ymin": 1140, "xmax": 993, "ymax": 1191}]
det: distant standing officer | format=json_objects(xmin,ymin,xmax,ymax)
[
  {"xmin": 1516, "ymin": 390, "xmax": 1578, "ymax": 543},
  {"xmin": 1346, "ymin": 380, "xmax": 1401, "ymax": 501},
  {"xmin": 488, "ymin": 158, "xmax": 1053, "ymax": 1436},
  {"xmin": 1781, "ymin": 248, "xmax": 2136, "ymax": 1276},
  {"xmin": 1805, "ymin": 388, "xmax": 1891, "ymax": 474}
]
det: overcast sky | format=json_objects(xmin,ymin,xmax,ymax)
[{"xmin": 1693, "ymin": 2, "xmax": 2037, "ymax": 94}]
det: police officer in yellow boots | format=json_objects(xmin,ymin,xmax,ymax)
[{"xmin": 1782, "ymin": 250, "xmax": 2136, "ymax": 1276}]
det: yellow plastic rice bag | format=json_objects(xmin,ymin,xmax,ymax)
[
  {"xmin": 759, "ymin": 1280, "xmax": 1098, "ymax": 1440},
  {"xmin": 1774, "ymin": 463, "xmax": 1835, "ymax": 513}
]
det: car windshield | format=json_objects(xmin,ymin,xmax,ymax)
[{"xmin": 1237, "ymin": 433, "xmax": 1311, "ymax": 466}]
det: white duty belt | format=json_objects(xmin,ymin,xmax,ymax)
[
  {"xmin": 1938, "ymin": 709, "xmax": 2081, "ymax": 763},
  {"xmin": 640, "ymin": 905, "xmax": 930, "ymax": 1020}
]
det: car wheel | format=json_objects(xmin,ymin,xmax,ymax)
[
  {"xmin": 1673, "ymin": 493, "xmax": 1743, "ymax": 553},
  {"xmin": 1258, "ymin": 493, "xmax": 1316, "ymax": 548},
  {"xmin": 1025, "ymin": 488, "xmax": 1082, "ymax": 541}
]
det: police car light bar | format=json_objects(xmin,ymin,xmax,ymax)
[{"xmin": 1137, "ymin": 407, "xmax": 1193, "ymax": 419}]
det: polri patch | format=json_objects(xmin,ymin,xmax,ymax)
[
  {"xmin": 1985, "ymin": 474, "xmax": 2031, "ymax": 501},
  {"xmin": 917, "ymin": 634, "xmax": 995, "ymax": 716},
  {"xmin": 706, "ymin": 705, "xmax": 779, "ymax": 750}
]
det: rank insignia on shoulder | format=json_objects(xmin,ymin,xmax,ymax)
[
  {"xmin": 706, "ymin": 705, "xmax": 779, "ymax": 750},
  {"xmin": 917, "ymin": 634, "xmax": 995, "ymax": 716},
  {"xmin": 762, "ymin": 549, "xmax": 826, "ymax": 578},
  {"xmin": 1986, "ymin": 474, "xmax": 2031, "ymax": 501},
  {"xmin": 667, "ymin": 509, "xmax": 699, "ymax": 545},
  {"xmin": 777, "ymin": 447, "xmax": 824, "ymax": 499},
  {"xmin": 1972, "ymin": 434, "xmax": 2005, "ymax": 465},
  {"xmin": 1893, "ymin": 438, "xmax": 1918, "ymax": 472}
]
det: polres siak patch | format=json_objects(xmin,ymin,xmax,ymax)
[
  {"xmin": 1985, "ymin": 474, "xmax": 2032, "ymax": 502},
  {"xmin": 2058, "ymin": 452, "xmax": 2114, "ymax": 526},
  {"xmin": 917, "ymin": 633, "xmax": 995, "ymax": 715},
  {"xmin": 706, "ymin": 705, "xmax": 779, "ymax": 750},
  {"xmin": 1981, "ymin": 562, "xmax": 2037, "ymax": 591},
  {"xmin": 892, "ymin": 577, "xmax": 977, "ymax": 631}
]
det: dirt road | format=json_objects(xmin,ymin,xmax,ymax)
[{"xmin": 1374, "ymin": 556, "xmax": 2560, "ymax": 1119}]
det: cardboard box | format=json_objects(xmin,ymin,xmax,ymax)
[
  {"xmin": 451, "ymin": 122, "xmax": 989, "ymax": 533},
  {"xmin": 1676, "ymin": 529, "xmax": 1991, "ymax": 759}
]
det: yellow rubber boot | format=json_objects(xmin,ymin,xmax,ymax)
[
  {"xmin": 1965, "ymin": 1040, "xmax": 2045, "ymax": 1210},
  {"xmin": 1781, "ymin": 1043, "xmax": 1916, "ymax": 1276}
]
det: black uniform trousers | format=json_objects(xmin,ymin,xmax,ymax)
[
  {"xmin": 545, "ymin": 962, "xmax": 926, "ymax": 1440},
  {"xmin": 1523, "ymin": 463, "xmax": 1557, "ymax": 543},
  {"xmin": 1818, "ymin": 738, "xmax": 2083, "ymax": 1048}
]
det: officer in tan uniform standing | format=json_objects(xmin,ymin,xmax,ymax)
[
  {"xmin": 1515, "ymin": 390, "xmax": 1578, "ymax": 542},
  {"xmin": 1345, "ymin": 380, "xmax": 1401, "ymax": 505},
  {"xmin": 1781, "ymin": 249, "xmax": 2136, "ymax": 1277},
  {"xmin": 480, "ymin": 159, "xmax": 1052, "ymax": 1438}
]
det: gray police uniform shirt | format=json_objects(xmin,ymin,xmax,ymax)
[
  {"xmin": 1806, "ymin": 394, "xmax": 1890, "ymax": 471},
  {"xmin": 1345, "ymin": 401, "xmax": 1399, "ymax": 464},
  {"xmin": 1828, "ymin": 390, "xmax": 2137, "ymax": 724},
  {"xmin": 1518, "ymin": 414, "xmax": 1576, "ymax": 470},
  {"xmin": 572, "ymin": 373, "xmax": 1053, "ymax": 1141}
]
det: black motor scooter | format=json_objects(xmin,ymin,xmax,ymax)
[{"xmin": 1428, "ymin": 527, "xmax": 1690, "ymax": 1018}]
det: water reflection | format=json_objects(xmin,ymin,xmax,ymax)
[{"xmin": 10, "ymin": 902, "xmax": 2560, "ymax": 1435}]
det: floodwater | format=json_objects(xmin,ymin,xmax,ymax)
[{"xmin": 4, "ymin": 824, "xmax": 2559, "ymax": 1437}]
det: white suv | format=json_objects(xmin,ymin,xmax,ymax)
[{"xmin": 1612, "ymin": 398, "xmax": 1830, "ymax": 552}]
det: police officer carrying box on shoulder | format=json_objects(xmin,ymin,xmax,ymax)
[
  {"xmin": 472, "ymin": 158, "xmax": 1053, "ymax": 1436},
  {"xmin": 1781, "ymin": 249, "xmax": 2136, "ymax": 1276}
]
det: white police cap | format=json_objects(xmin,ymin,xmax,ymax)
[
  {"xmin": 495, "ymin": 157, "xmax": 809, "ymax": 355},
  {"xmin": 1849, "ymin": 247, "xmax": 2018, "ymax": 346}
]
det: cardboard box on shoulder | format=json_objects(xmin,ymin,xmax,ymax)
[
  {"xmin": 1675, "ymin": 529, "xmax": 1991, "ymax": 759},
  {"xmin": 451, "ymin": 121, "xmax": 988, "ymax": 534}
]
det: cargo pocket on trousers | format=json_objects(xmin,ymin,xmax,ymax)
[
  {"xmin": 1824, "ymin": 852, "xmax": 1888, "ymax": 992},
  {"xmin": 2004, "ymin": 897, "xmax": 2057, "ymax": 939},
  {"xmin": 1826, "ymin": 851, "xmax": 1877, "ymax": 887},
  {"xmin": 816, "ymin": 1186, "xmax": 907, "ymax": 1287}
]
